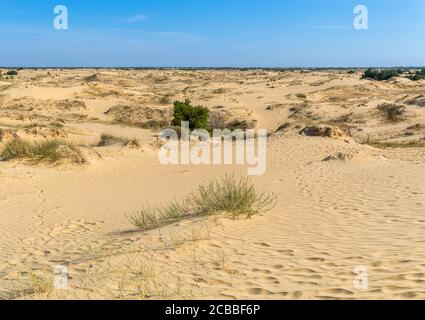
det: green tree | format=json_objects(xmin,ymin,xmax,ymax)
[{"xmin": 172, "ymin": 99, "xmax": 209, "ymax": 130}]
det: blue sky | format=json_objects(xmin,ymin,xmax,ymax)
[{"xmin": 0, "ymin": 0, "xmax": 424, "ymax": 67}]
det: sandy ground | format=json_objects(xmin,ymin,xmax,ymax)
[{"xmin": 0, "ymin": 69, "xmax": 425, "ymax": 299}]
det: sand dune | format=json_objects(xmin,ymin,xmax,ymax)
[{"xmin": 0, "ymin": 69, "xmax": 424, "ymax": 299}]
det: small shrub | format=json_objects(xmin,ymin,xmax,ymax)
[
  {"xmin": 96, "ymin": 134, "xmax": 140, "ymax": 148},
  {"xmin": 5, "ymin": 70, "xmax": 18, "ymax": 76},
  {"xmin": 362, "ymin": 68, "xmax": 402, "ymax": 81},
  {"xmin": 171, "ymin": 99, "xmax": 209, "ymax": 130},
  {"xmin": 296, "ymin": 93, "xmax": 307, "ymax": 99},
  {"xmin": 0, "ymin": 138, "xmax": 85, "ymax": 164},
  {"xmin": 408, "ymin": 69, "xmax": 425, "ymax": 81},
  {"xmin": 377, "ymin": 103, "xmax": 406, "ymax": 122},
  {"xmin": 226, "ymin": 120, "xmax": 256, "ymax": 131},
  {"xmin": 208, "ymin": 111, "xmax": 226, "ymax": 130},
  {"xmin": 128, "ymin": 175, "xmax": 277, "ymax": 231}
]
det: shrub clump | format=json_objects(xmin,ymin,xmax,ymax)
[
  {"xmin": 171, "ymin": 99, "xmax": 209, "ymax": 130},
  {"xmin": 128, "ymin": 175, "xmax": 277, "ymax": 231},
  {"xmin": 408, "ymin": 69, "xmax": 425, "ymax": 81},
  {"xmin": 208, "ymin": 111, "xmax": 226, "ymax": 130},
  {"xmin": 5, "ymin": 70, "xmax": 18, "ymax": 76},
  {"xmin": 377, "ymin": 103, "xmax": 406, "ymax": 122},
  {"xmin": 362, "ymin": 68, "xmax": 402, "ymax": 81},
  {"xmin": 0, "ymin": 138, "xmax": 85, "ymax": 164}
]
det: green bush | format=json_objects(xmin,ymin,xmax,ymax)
[
  {"xmin": 171, "ymin": 99, "xmax": 209, "ymax": 130},
  {"xmin": 362, "ymin": 68, "xmax": 402, "ymax": 81},
  {"xmin": 5, "ymin": 70, "xmax": 18, "ymax": 76}
]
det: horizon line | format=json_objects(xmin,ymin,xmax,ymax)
[{"xmin": 1, "ymin": 66, "xmax": 424, "ymax": 70}]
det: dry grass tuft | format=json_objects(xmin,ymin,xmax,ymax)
[
  {"xmin": 128, "ymin": 175, "xmax": 276, "ymax": 231},
  {"xmin": 377, "ymin": 103, "xmax": 406, "ymax": 122},
  {"xmin": 0, "ymin": 138, "xmax": 86, "ymax": 164}
]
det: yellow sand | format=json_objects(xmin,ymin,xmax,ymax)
[{"xmin": 0, "ymin": 69, "xmax": 424, "ymax": 299}]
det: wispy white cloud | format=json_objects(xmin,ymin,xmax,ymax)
[{"xmin": 126, "ymin": 14, "xmax": 148, "ymax": 23}]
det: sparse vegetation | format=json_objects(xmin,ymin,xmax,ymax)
[
  {"xmin": 0, "ymin": 84, "xmax": 12, "ymax": 92},
  {"xmin": 407, "ymin": 123, "xmax": 425, "ymax": 131},
  {"xmin": 128, "ymin": 175, "xmax": 277, "ymax": 231},
  {"xmin": 367, "ymin": 138, "xmax": 425, "ymax": 149},
  {"xmin": 3, "ymin": 271, "xmax": 55, "ymax": 299},
  {"xmin": 377, "ymin": 103, "xmax": 406, "ymax": 122},
  {"xmin": 296, "ymin": 93, "xmax": 307, "ymax": 99},
  {"xmin": 139, "ymin": 120, "xmax": 170, "ymax": 130},
  {"xmin": 405, "ymin": 95, "xmax": 425, "ymax": 108},
  {"xmin": 96, "ymin": 134, "xmax": 140, "ymax": 148},
  {"xmin": 27, "ymin": 272, "xmax": 54, "ymax": 298},
  {"xmin": 49, "ymin": 121, "xmax": 65, "ymax": 128},
  {"xmin": 362, "ymin": 68, "xmax": 402, "ymax": 81},
  {"xmin": 275, "ymin": 122, "xmax": 291, "ymax": 133},
  {"xmin": 0, "ymin": 138, "xmax": 85, "ymax": 164},
  {"xmin": 159, "ymin": 94, "xmax": 174, "ymax": 105},
  {"xmin": 226, "ymin": 119, "xmax": 256, "ymax": 131},
  {"xmin": 171, "ymin": 99, "xmax": 209, "ymax": 130}
]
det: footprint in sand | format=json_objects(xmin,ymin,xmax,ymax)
[
  {"xmin": 255, "ymin": 242, "xmax": 271, "ymax": 248},
  {"xmin": 278, "ymin": 249, "xmax": 295, "ymax": 255},
  {"xmin": 306, "ymin": 257, "xmax": 326, "ymax": 262},
  {"xmin": 252, "ymin": 268, "xmax": 272, "ymax": 274},
  {"xmin": 206, "ymin": 279, "xmax": 233, "ymax": 287},
  {"xmin": 326, "ymin": 288, "xmax": 354, "ymax": 295},
  {"xmin": 398, "ymin": 292, "xmax": 418, "ymax": 299},
  {"xmin": 247, "ymin": 288, "xmax": 273, "ymax": 295}
]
